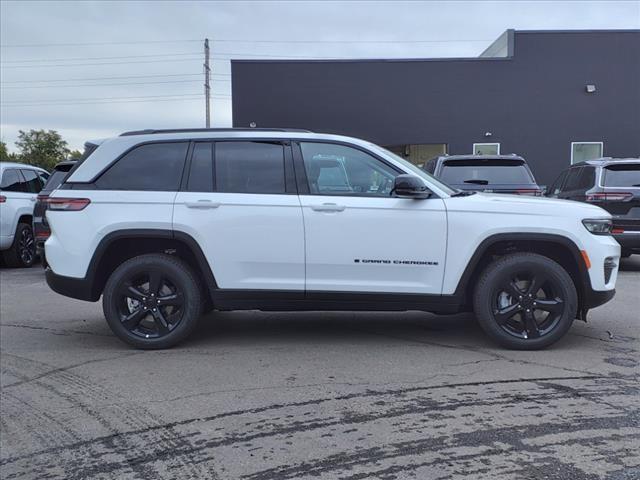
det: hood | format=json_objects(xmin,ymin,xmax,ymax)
[{"xmin": 445, "ymin": 192, "xmax": 610, "ymax": 218}]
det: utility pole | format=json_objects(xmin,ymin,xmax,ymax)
[{"xmin": 204, "ymin": 38, "xmax": 211, "ymax": 128}]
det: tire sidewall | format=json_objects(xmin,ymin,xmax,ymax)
[
  {"xmin": 474, "ymin": 254, "xmax": 578, "ymax": 350},
  {"xmin": 103, "ymin": 255, "xmax": 201, "ymax": 349}
]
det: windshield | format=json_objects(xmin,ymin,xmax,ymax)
[
  {"xmin": 440, "ymin": 159, "xmax": 534, "ymax": 185},
  {"xmin": 603, "ymin": 163, "xmax": 640, "ymax": 187},
  {"xmin": 372, "ymin": 145, "xmax": 457, "ymax": 195}
]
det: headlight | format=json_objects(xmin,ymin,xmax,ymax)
[{"xmin": 582, "ymin": 218, "xmax": 612, "ymax": 235}]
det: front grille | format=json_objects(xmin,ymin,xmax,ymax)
[{"xmin": 604, "ymin": 257, "xmax": 617, "ymax": 284}]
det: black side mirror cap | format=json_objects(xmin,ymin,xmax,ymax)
[{"xmin": 392, "ymin": 174, "xmax": 432, "ymax": 199}]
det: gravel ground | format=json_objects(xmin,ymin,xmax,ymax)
[{"xmin": 1, "ymin": 257, "xmax": 638, "ymax": 479}]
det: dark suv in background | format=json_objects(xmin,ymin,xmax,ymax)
[
  {"xmin": 547, "ymin": 158, "xmax": 640, "ymax": 256},
  {"xmin": 423, "ymin": 154, "xmax": 543, "ymax": 195},
  {"xmin": 33, "ymin": 160, "xmax": 76, "ymax": 264}
]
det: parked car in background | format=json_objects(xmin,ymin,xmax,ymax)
[
  {"xmin": 423, "ymin": 154, "xmax": 543, "ymax": 195},
  {"xmin": 0, "ymin": 162, "xmax": 49, "ymax": 267},
  {"xmin": 547, "ymin": 158, "xmax": 640, "ymax": 257},
  {"xmin": 33, "ymin": 160, "xmax": 77, "ymax": 264}
]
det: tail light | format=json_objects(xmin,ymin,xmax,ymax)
[
  {"xmin": 37, "ymin": 194, "xmax": 49, "ymax": 201},
  {"xmin": 516, "ymin": 189, "xmax": 543, "ymax": 196},
  {"xmin": 0, "ymin": 195, "xmax": 5, "ymax": 203},
  {"xmin": 46, "ymin": 198, "xmax": 91, "ymax": 211},
  {"xmin": 611, "ymin": 228, "xmax": 625, "ymax": 234},
  {"xmin": 586, "ymin": 192, "xmax": 633, "ymax": 202}
]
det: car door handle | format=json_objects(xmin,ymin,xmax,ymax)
[
  {"xmin": 310, "ymin": 203, "xmax": 346, "ymax": 212},
  {"xmin": 185, "ymin": 200, "xmax": 220, "ymax": 209}
]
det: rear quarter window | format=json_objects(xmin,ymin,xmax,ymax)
[{"xmin": 95, "ymin": 142, "xmax": 189, "ymax": 191}]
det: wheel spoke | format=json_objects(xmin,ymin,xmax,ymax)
[
  {"xmin": 523, "ymin": 311, "xmax": 541, "ymax": 339},
  {"xmin": 535, "ymin": 298, "xmax": 564, "ymax": 314},
  {"xmin": 120, "ymin": 283, "xmax": 146, "ymax": 302},
  {"xmin": 148, "ymin": 271, "xmax": 162, "ymax": 296},
  {"xmin": 526, "ymin": 275, "xmax": 544, "ymax": 296},
  {"xmin": 494, "ymin": 303, "xmax": 522, "ymax": 325},
  {"xmin": 152, "ymin": 308, "xmax": 170, "ymax": 334},
  {"xmin": 122, "ymin": 308, "xmax": 146, "ymax": 330},
  {"xmin": 506, "ymin": 280, "xmax": 523, "ymax": 299},
  {"xmin": 157, "ymin": 291, "xmax": 183, "ymax": 307}
]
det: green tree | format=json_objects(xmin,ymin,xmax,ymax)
[
  {"xmin": 68, "ymin": 149, "xmax": 83, "ymax": 160},
  {"xmin": 0, "ymin": 141, "xmax": 10, "ymax": 161},
  {"xmin": 15, "ymin": 129, "xmax": 70, "ymax": 170}
]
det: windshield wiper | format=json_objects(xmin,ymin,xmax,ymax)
[{"xmin": 463, "ymin": 179, "xmax": 489, "ymax": 185}]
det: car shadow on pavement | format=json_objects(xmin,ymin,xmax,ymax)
[{"xmin": 183, "ymin": 310, "xmax": 485, "ymax": 349}]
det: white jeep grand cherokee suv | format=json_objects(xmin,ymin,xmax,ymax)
[{"xmin": 44, "ymin": 129, "xmax": 620, "ymax": 350}]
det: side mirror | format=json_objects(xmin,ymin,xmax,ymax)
[{"xmin": 392, "ymin": 174, "xmax": 432, "ymax": 199}]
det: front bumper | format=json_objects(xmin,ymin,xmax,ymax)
[{"xmin": 582, "ymin": 287, "xmax": 615, "ymax": 309}]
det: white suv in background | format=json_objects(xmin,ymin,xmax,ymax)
[
  {"xmin": 44, "ymin": 129, "xmax": 620, "ymax": 350},
  {"xmin": 0, "ymin": 162, "xmax": 49, "ymax": 267}
]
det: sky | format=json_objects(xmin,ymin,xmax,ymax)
[{"xmin": 1, "ymin": 0, "xmax": 639, "ymax": 152}]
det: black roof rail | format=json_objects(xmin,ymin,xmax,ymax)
[{"xmin": 120, "ymin": 127, "xmax": 313, "ymax": 136}]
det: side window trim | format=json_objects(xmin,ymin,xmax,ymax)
[{"xmin": 292, "ymin": 140, "xmax": 402, "ymax": 197}]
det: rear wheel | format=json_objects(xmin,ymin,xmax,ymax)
[
  {"xmin": 102, "ymin": 254, "xmax": 201, "ymax": 349},
  {"xmin": 473, "ymin": 253, "xmax": 577, "ymax": 350},
  {"xmin": 2, "ymin": 223, "xmax": 35, "ymax": 268}
]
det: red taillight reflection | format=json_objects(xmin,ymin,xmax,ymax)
[
  {"xmin": 586, "ymin": 192, "xmax": 633, "ymax": 202},
  {"xmin": 611, "ymin": 228, "xmax": 625, "ymax": 234},
  {"xmin": 0, "ymin": 195, "xmax": 6, "ymax": 203},
  {"xmin": 46, "ymin": 198, "xmax": 91, "ymax": 211}
]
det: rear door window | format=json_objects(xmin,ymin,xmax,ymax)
[
  {"xmin": 20, "ymin": 169, "xmax": 43, "ymax": 193},
  {"xmin": 563, "ymin": 167, "xmax": 583, "ymax": 191},
  {"xmin": 214, "ymin": 141, "xmax": 286, "ymax": 194},
  {"xmin": 0, "ymin": 169, "xmax": 27, "ymax": 192},
  {"xmin": 96, "ymin": 142, "xmax": 189, "ymax": 191},
  {"xmin": 602, "ymin": 163, "xmax": 640, "ymax": 187},
  {"xmin": 439, "ymin": 159, "xmax": 533, "ymax": 185}
]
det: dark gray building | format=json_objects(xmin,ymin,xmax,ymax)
[{"xmin": 231, "ymin": 29, "xmax": 640, "ymax": 185}]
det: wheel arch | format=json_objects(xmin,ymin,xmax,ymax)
[
  {"xmin": 454, "ymin": 233, "xmax": 591, "ymax": 310},
  {"xmin": 86, "ymin": 229, "xmax": 217, "ymax": 302}
]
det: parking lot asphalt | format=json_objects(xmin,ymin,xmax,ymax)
[{"xmin": 0, "ymin": 258, "xmax": 638, "ymax": 480}]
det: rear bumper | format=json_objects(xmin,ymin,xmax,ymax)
[{"xmin": 45, "ymin": 268, "xmax": 98, "ymax": 302}]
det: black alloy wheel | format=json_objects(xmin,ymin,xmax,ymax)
[
  {"xmin": 492, "ymin": 269, "xmax": 564, "ymax": 340},
  {"xmin": 473, "ymin": 253, "xmax": 577, "ymax": 350},
  {"xmin": 103, "ymin": 254, "xmax": 202, "ymax": 349},
  {"xmin": 116, "ymin": 270, "xmax": 185, "ymax": 339},
  {"xmin": 18, "ymin": 225, "xmax": 35, "ymax": 266},
  {"xmin": 2, "ymin": 223, "xmax": 36, "ymax": 268}
]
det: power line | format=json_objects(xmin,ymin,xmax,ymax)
[
  {"xmin": 1, "ymin": 58, "xmax": 205, "ymax": 68},
  {"xmin": 0, "ymin": 39, "xmax": 201, "ymax": 48},
  {"xmin": 2, "ymin": 93, "xmax": 207, "ymax": 105},
  {"xmin": 1, "ymin": 79, "xmax": 222, "ymax": 89},
  {"xmin": 0, "ymin": 73, "xmax": 229, "ymax": 84},
  {"xmin": 1, "ymin": 52, "xmax": 202, "ymax": 64},
  {"xmin": 212, "ymin": 38, "xmax": 492, "ymax": 44},
  {"xmin": 1, "ymin": 97, "xmax": 230, "ymax": 107}
]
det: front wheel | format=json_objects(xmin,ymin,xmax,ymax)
[
  {"xmin": 102, "ymin": 254, "xmax": 202, "ymax": 349},
  {"xmin": 473, "ymin": 253, "xmax": 578, "ymax": 350}
]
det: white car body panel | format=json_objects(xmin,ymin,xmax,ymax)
[
  {"xmin": 46, "ymin": 190, "xmax": 175, "ymax": 277},
  {"xmin": 173, "ymin": 192, "xmax": 305, "ymax": 290},
  {"xmin": 299, "ymin": 195, "xmax": 447, "ymax": 293}
]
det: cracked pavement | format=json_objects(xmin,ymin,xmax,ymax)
[{"xmin": 1, "ymin": 257, "xmax": 638, "ymax": 479}]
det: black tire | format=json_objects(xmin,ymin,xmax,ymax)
[
  {"xmin": 473, "ymin": 253, "xmax": 578, "ymax": 350},
  {"xmin": 621, "ymin": 249, "xmax": 632, "ymax": 258},
  {"xmin": 102, "ymin": 254, "xmax": 202, "ymax": 349},
  {"xmin": 2, "ymin": 223, "xmax": 35, "ymax": 268}
]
